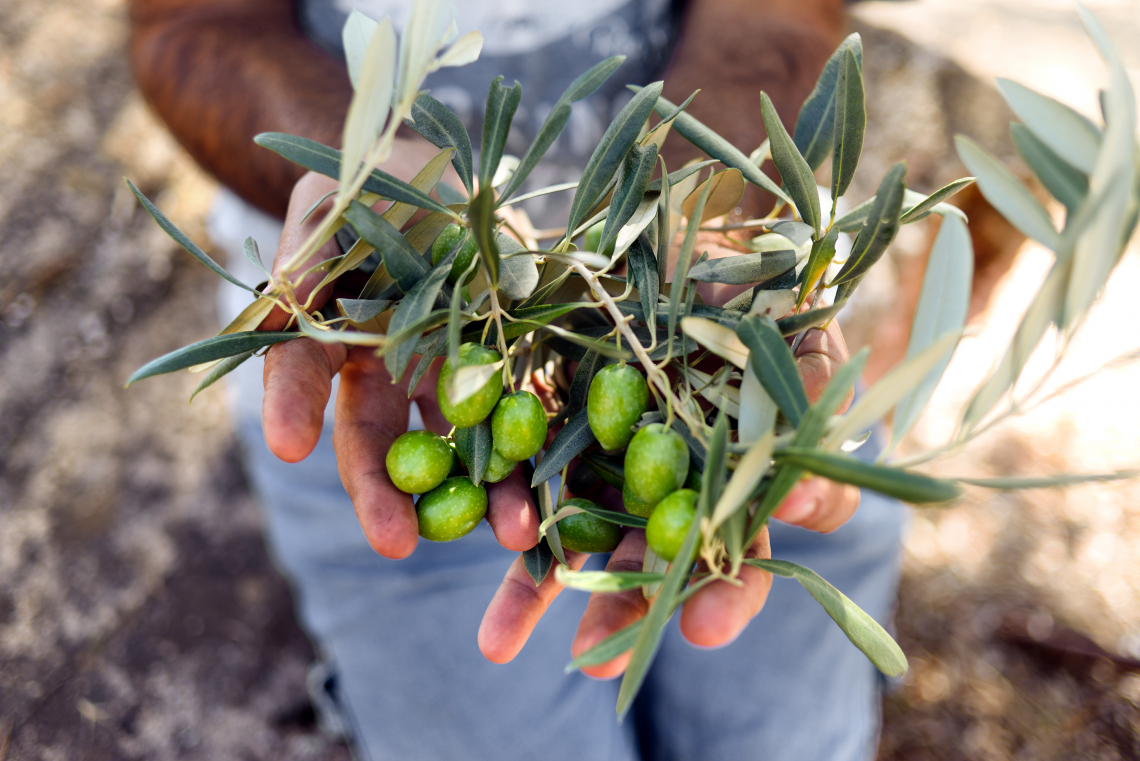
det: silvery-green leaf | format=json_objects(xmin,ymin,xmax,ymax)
[
  {"xmin": 668, "ymin": 168, "xmax": 712, "ymax": 347},
  {"xmin": 775, "ymin": 300, "xmax": 846, "ymax": 337},
  {"xmin": 831, "ymin": 162, "xmax": 906, "ymax": 286},
  {"xmin": 898, "ymin": 177, "xmax": 975, "ymax": 224},
  {"xmin": 749, "ymin": 139, "xmax": 770, "ymax": 167},
  {"xmin": 794, "ymin": 33, "xmax": 863, "ymax": 171},
  {"xmin": 537, "ymin": 477, "xmax": 567, "ymax": 565},
  {"xmin": 128, "ymin": 332, "xmax": 297, "ymax": 386},
  {"xmin": 828, "ymin": 330, "xmax": 960, "ymax": 452},
  {"xmin": 748, "ymin": 290, "xmax": 796, "ymax": 320},
  {"xmin": 409, "ymin": 328, "xmax": 448, "ymax": 397},
  {"xmin": 242, "ymin": 237, "xmax": 269, "ymax": 275},
  {"xmin": 127, "ymin": 180, "xmax": 257, "ymax": 294},
  {"xmin": 682, "ymin": 366, "xmax": 740, "ymax": 418},
  {"xmin": 762, "ymin": 92, "xmax": 821, "ymax": 234},
  {"xmin": 497, "ymin": 234, "xmax": 539, "ymax": 300},
  {"xmin": 736, "ymin": 314, "xmax": 809, "ymax": 426},
  {"xmin": 640, "ymin": 90, "xmax": 696, "ymax": 151},
  {"xmin": 681, "ymin": 316, "xmax": 749, "ymax": 369},
  {"xmin": 748, "ymin": 233, "xmax": 796, "ymax": 253},
  {"xmin": 955, "ymin": 470, "xmax": 1140, "ymax": 490},
  {"xmin": 627, "ymin": 235, "xmax": 659, "ymax": 335},
  {"xmin": 710, "ymin": 431, "xmax": 774, "ymax": 531},
  {"xmin": 190, "ymin": 350, "xmax": 254, "ymax": 402},
  {"xmin": 448, "ymin": 359, "xmax": 504, "ymax": 408},
  {"xmin": 737, "ymin": 362, "xmax": 777, "ymax": 445},
  {"xmin": 770, "ymin": 220, "xmax": 815, "ymax": 247},
  {"xmin": 344, "ymin": 200, "xmax": 428, "ymax": 291},
  {"xmin": 491, "ymin": 155, "xmax": 520, "ymax": 189},
  {"xmin": 997, "ymin": 78, "xmax": 1102, "ymax": 175},
  {"xmin": 567, "ymin": 82, "xmax": 663, "ymax": 238},
  {"xmin": 337, "ymin": 298, "xmax": 392, "ymax": 323},
  {"xmin": 384, "ymin": 245, "xmax": 456, "ymax": 379},
  {"xmin": 956, "ymin": 136, "xmax": 1059, "ymax": 249},
  {"xmin": 255, "ymin": 133, "xmax": 454, "ymax": 216},
  {"xmin": 776, "ymin": 448, "xmax": 961, "ymax": 503},
  {"xmin": 479, "ymin": 76, "xmax": 522, "ymax": 190},
  {"xmin": 464, "ymin": 418, "xmax": 493, "ymax": 486},
  {"xmin": 547, "ymin": 498, "xmax": 648, "ymax": 530},
  {"xmin": 522, "ymin": 539, "xmax": 554, "ymax": 585},
  {"xmin": 831, "ymin": 48, "xmax": 865, "ymax": 202},
  {"xmin": 681, "ymin": 168, "xmax": 746, "ymax": 224},
  {"xmin": 342, "ymin": 9, "xmax": 379, "ymax": 90},
  {"xmin": 498, "ymin": 56, "xmax": 626, "ymax": 204},
  {"xmin": 642, "ymin": 546, "xmax": 669, "ymax": 599},
  {"xmin": 339, "ymin": 17, "xmax": 396, "ymax": 190},
  {"xmin": 530, "ymin": 410, "xmax": 595, "ymax": 487},
  {"xmin": 566, "ymin": 620, "xmax": 643, "ymax": 672},
  {"xmin": 614, "ymin": 194, "xmax": 660, "ymax": 260},
  {"xmin": 600, "ymin": 144, "xmax": 659, "ymax": 253},
  {"xmin": 647, "ymin": 91, "xmax": 792, "ymax": 206},
  {"xmin": 645, "ymin": 160, "xmax": 718, "ymax": 192},
  {"xmin": 556, "ymin": 568, "xmax": 666, "ymax": 593},
  {"xmin": 434, "ymin": 30, "xmax": 483, "ymax": 68},
  {"xmin": 468, "ymin": 185, "xmax": 500, "ymax": 287},
  {"xmin": 406, "ymin": 93, "xmax": 475, "ymax": 194},
  {"xmin": 745, "ymin": 558, "xmax": 907, "ymax": 677},
  {"xmin": 797, "ymin": 227, "xmax": 839, "ymax": 308},
  {"xmin": 890, "ymin": 216, "xmax": 973, "ymax": 450},
  {"xmin": 580, "ymin": 452, "xmax": 625, "ymax": 491},
  {"xmin": 1011, "ymin": 124, "xmax": 1088, "ymax": 214},
  {"xmin": 687, "ymin": 250, "xmax": 798, "ymax": 286}
]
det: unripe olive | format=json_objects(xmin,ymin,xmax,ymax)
[
  {"xmin": 685, "ymin": 467, "xmax": 703, "ymax": 492},
  {"xmin": 587, "ymin": 364, "xmax": 649, "ymax": 451},
  {"xmin": 645, "ymin": 489, "xmax": 698, "ymax": 562},
  {"xmin": 482, "ymin": 448, "xmax": 517, "ymax": 483},
  {"xmin": 437, "ymin": 344, "xmax": 503, "ymax": 428},
  {"xmin": 624, "ymin": 423, "xmax": 689, "ymax": 508},
  {"xmin": 416, "ymin": 476, "xmax": 488, "ymax": 542},
  {"xmin": 431, "ymin": 222, "xmax": 479, "ymax": 284},
  {"xmin": 491, "ymin": 390, "xmax": 547, "ymax": 461},
  {"xmin": 386, "ymin": 430, "xmax": 454, "ymax": 494},
  {"xmin": 557, "ymin": 499, "xmax": 622, "ymax": 553},
  {"xmin": 583, "ymin": 220, "xmax": 616, "ymax": 258},
  {"xmin": 622, "ymin": 481, "xmax": 656, "ymax": 518}
]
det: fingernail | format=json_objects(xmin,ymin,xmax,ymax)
[{"xmin": 778, "ymin": 497, "xmax": 820, "ymax": 526}]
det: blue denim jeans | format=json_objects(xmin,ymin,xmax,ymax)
[{"xmin": 210, "ymin": 191, "xmax": 907, "ymax": 761}]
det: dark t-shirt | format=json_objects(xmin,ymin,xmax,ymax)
[{"xmin": 298, "ymin": 1, "xmax": 682, "ymax": 218}]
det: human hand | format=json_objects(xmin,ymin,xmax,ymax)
[{"xmin": 259, "ymin": 164, "xmax": 541, "ymax": 560}]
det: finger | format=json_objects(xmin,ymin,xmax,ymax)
[
  {"xmin": 263, "ymin": 337, "xmax": 347, "ymax": 462},
  {"xmin": 794, "ymin": 320, "xmax": 851, "ymax": 410},
  {"xmin": 570, "ymin": 532, "xmax": 650, "ymax": 679},
  {"xmin": 332, "ymin": 346, "xmax": 419, "ymax": 560},
  {"xmin": 679, "ymin": 526, "xmax": 773, "ymax": 648},
  {"xmin": 773, "ymin": 476, "xmax": 861, "ymax": 534},
  {"xmin": 485, "ymin": 468, "xmax": 541, "ymax": 551},
  {"xmin": 479, "ymin": 551, "xmax": 589, "ymax": 664}
]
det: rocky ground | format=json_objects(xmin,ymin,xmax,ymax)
[{"xmin": 0, "ymin": 0, "xmax": 1137, "ymax": 759}]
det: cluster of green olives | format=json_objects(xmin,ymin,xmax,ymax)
[
  {"xmin": 386, "ymin": 338, "xmax": 699, "ymax": 564},
  {"xmin": 386, "ymin": 341, "xmax": 548, "ymax": 543}
]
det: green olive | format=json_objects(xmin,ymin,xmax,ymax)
[
  {"xmin": 624, "ymin": 424, "xmax": 689, "ymax": 509},
  {"xmin": 587, "ymin": 364, "xmax": 650, "ymax": 451},
  {"xmin": 385, "ymin": 430, "xmax": 454, "ymax": 494},
  {"xmin": 582, "ymin": 220, "xmax": 616, "ymax": 258},
  {"xmin": 437, "ymin": 344, "xmax": 503, "ymax": 428},
  {"xmin": 491, "ymin": 390, "xmax": 547, "ymax": 461},
  {"xmin": 431, "ymin": 222, "xmax": 479, "ymax": 284},
  {"xmin": 557, "ymin": 499, "xmax": 622, "ymax": 553},
  {"xmin": 622, "ymin": 481, "xmax": 656, "ymax": 518},
  {"xmin": 482, "ymin": 448, "xmax": 517, "ymax": 483},
  {"xmin": 645, "ymin": 489, "xmax": 698, "ymax": 562},
  {"xmin": 416, "ymin": 476, "xmax": 488, "ymax": 542},
  {"xmin": 685, "ymin": 467, "xmax": 703, "ymax": 492}
]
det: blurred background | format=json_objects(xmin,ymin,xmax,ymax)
[{"xmin": 0, "ymin": 0, "xmax": 1138, "ymax": 758}]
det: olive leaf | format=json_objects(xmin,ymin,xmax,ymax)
[
  {"xmin": 479, "ymin": 76, "xmax": 522, "ymax": 190},
  {"xmin": 566, "ymin": 81, "xmax": 663, "ymax": 240},
  {"xmin": 406, "ymin": 93, "xmax": 475, "ymax": 195},
  {"xmin": 530, "ymin": 409, "xmax": 595, "ymax": 487},
  {"xmin": 337, "ymin": 298, "xmax": 392, "ymax": 323},
  {"xmin": 522, "ymin": 539, "xmax": 555, "ymax": 585},
  {"xmin": 342, "ymin": 9, "xmax": 379, "ymax": 89},
  {"xmin": 1011, "ymin": 123, "xmax": 1088, "ymax": 214},
  {"xmin": 468, "ymin": 185, "xmax": 500, "ymax": 287},
  {"xmin": 339, "ymin": 17, "xmax": 395, "ymax": 190},
  {"xmin": 128, "ymin": 332, "xmax": 298, "ymax": 386},
  {"xmin": 797, "ymin": 227, "xmax": 839, "ymax": 308},
  {"xmin": 775, "ymin": 449, "xmax": 962, "ymax": 504},
  {"xmin": 127, "ymin": 180, "xmax": 258, "ymax": 295},
  {"xmin": 709, "ymin": 430, "xmax": 774, "ymax": 531},
  {"xmin": 384, "ymin": 244, "xmax": 456, "ymax": 379},
  {"xmin": 627, "ymin": 235, "xmax": 659, "ymax": 335},
  {"xmin": 897, "ymin": 177, "xmax": 975, "ymax": 224},
  {"xmin": 668, "ymin": 169, "xmax": 712, "ymax": 350},
  {"xmin": 831, "ymin": 47, "xmax": 865, "ymax": 203},
  {"xmin": 744, "ymin": 558, "xmax": 908, "ymax": 677},
  {"xmin": 566, "ymin": 620, "xmax": 643, "ymax": 672},
  {"xmin": 793, "ymin": 33, "xmax": 863, "ymax": 171},
  {"xmin": 647, "ymin": 92, "xmax": 792, "ymax": 205},
  {"xmin": 736, "ymin": 314, "xmax": 809, "ymax": 426},
  {"xmin": 242, "ymin": 237, "xmax": 269, "ymax": 276},
  {"xmin": 646, "ymin": 160, "xmax": 719, "ymax": 193},
  {"xmin": 955, "ymin": 470, "xmax": 1140, "ymax": 490},
  {"xmin": 681, "ymin": 316, "xmax": 749, "ymax": 369},
  {"xmin": 464, "ymin": 418, "xmax": 494, "ymax": 486},
  {"xmin": 600, "ymin": 144, "xmax": 659, "ymax": 253},
  {"xmin": 688, "ymin": 250, "xmax": 798, "ymax": 286},
  {"xmin": 189, "ymin": 350, "xmax": 254, "ymax": 402},
  {"xmin": 556, "ymin": 568, "xmax": 664, "ymax": 593},
  {"xmin": 344, "ymin": 200, "xmax": 429, "ymax": 291},
  {"xmin": 830, "ymin": 162, "xmax": 906, "ymax": 287},
  {"xmin": 580, "ymin": 452, "xmax": 625, "ymax": 491},
  {"xmin": 680, "ymin": 168, "xmax": 746, "ymax": 224},
  {"xmin": 956, "ymin": 135, "xmax": 1059, "ymax": 250},
  {"xmin": 497, "ymin": 235, "xmax": 539, "ymax": 300},
  {"xmin": 497, "ymin": 55, "xmax": 626, "ymax": 205},
  {"xmin": 737, "ymin": 362, "xmax": 777, "ymax": 445},
  {"xmin": 997, "ymin": 78, "xmax": 1102, "ymax": 175},
  {"xmin": 761, "ymin": 92, "xmax": 821, "ymax": 235},
  {"xmin": 447, "ymin": 359, "xmax": 504, "ymax": 407}
]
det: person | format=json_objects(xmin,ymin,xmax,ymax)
[{"xmin": 129, "ymin": 1, "xmax": 906, "ymax": 758}]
